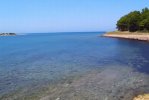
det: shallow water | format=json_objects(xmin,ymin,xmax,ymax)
[{"xmin": 0, "ymin": 32, "xmax": 149, "ymax": 99}]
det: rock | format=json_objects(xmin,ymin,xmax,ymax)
[
  {"xmin": 133, "ymin": 94, "xmax": 149, "ymax": 100},
  {"xmin": 0, "ymin": 33, "xmax": 16, "ymax": 36},
  {"xmin": 55, "ymin": 97, "xmax": 60, "ymax": 100}
]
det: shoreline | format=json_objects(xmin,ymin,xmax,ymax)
[{"xmin": 102, "ymin": 31, "xmax": 149, "ymax": 42}]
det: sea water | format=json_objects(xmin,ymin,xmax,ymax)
[{"xmin": 0, "ymin": 32, "xmax": 149, "ymax": 99}]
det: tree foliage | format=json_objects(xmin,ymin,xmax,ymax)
[{"xmin": 117, "ymin": 8, "xmax": 149, "ymax": 32}]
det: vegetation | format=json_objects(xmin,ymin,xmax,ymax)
[{"xmin": 117, "ymin": 8, "xmax": 149, "ymax": 32}]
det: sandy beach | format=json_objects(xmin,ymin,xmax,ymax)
[{"xmin": 102, "ymin": 31, "xmax": 149, "ymax": 42}]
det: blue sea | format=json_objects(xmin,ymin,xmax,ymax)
[{"xmin": 0, "ymin": 32, "xmax": 149, "ymax": 99}]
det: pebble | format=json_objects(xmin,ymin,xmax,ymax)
[{"xmin": 55, "ymin": 97, "xmax": 60, "ymax": 100}]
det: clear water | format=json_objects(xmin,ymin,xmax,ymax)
[{"xmin": 0, "ymin": 32, "xmax": 149, "ymax": 98}]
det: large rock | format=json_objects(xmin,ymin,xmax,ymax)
[{"xmin": 133, "ymin": 94, "xmax": 149, "ymax": 100}]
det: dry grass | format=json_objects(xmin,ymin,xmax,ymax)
[{"xmin": 105, "ymin": 31, "xmax": 149, "ymax": 35}]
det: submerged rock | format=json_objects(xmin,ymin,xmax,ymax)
[{"xmin": 40, "ymin": 66, "xmax": 149, "ymax": 100}]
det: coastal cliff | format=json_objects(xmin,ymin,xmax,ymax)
[{"xmin": 0, "ymin": 33, "xmax": 16, "ymax": 36}]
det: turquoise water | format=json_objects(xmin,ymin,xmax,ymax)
[{"xmin": 0, "ymin": 32, "xmax": 149, "ymax": 98}]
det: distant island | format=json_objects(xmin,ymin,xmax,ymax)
[
  {"xmin": 0, "ymin": 33, "xmax": 16, "ymax": 36},
  {"xmin": 103, "ymin": 8, "xmax": 149, "ymax": 42}
]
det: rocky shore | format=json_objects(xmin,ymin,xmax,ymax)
[
  {"xmin": 0, "ymin": 33, "xmax": 16, "ymax": 36},
  {"xmin": 102, "ymin": 31, "xmax": 149, "ymax": 42}
]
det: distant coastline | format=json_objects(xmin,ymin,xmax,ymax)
[
  {"xmin": 0, "ymin": 33, "xmax": 16, "ymax": 36},
  {"xmin": 102, "ymin": 31, "xmax": 149, "ymax": 42}
]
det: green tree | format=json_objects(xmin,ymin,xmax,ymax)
[
  {"xmin": 127, "ymin": 11, "xmax": 141, "ymax": 32},
  {"xmin": 139, "ymin": 8, "xmax": 149, "ymax": 31},
  {"xmin": 116, "ymin": 7, "xmax": 149, "ymax": 32},
  {"xmin": 117, "ymin": 15, "xmax": 128, "ymax": 31}
]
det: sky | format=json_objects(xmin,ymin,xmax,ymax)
[{"xmin": 0, "ymin": 0, "xmax": 148, "ymax": 33}]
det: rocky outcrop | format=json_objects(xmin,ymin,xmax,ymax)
[{"xmin": 0, "ymin": 33, "xmax": 16, "ymax": 36}]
